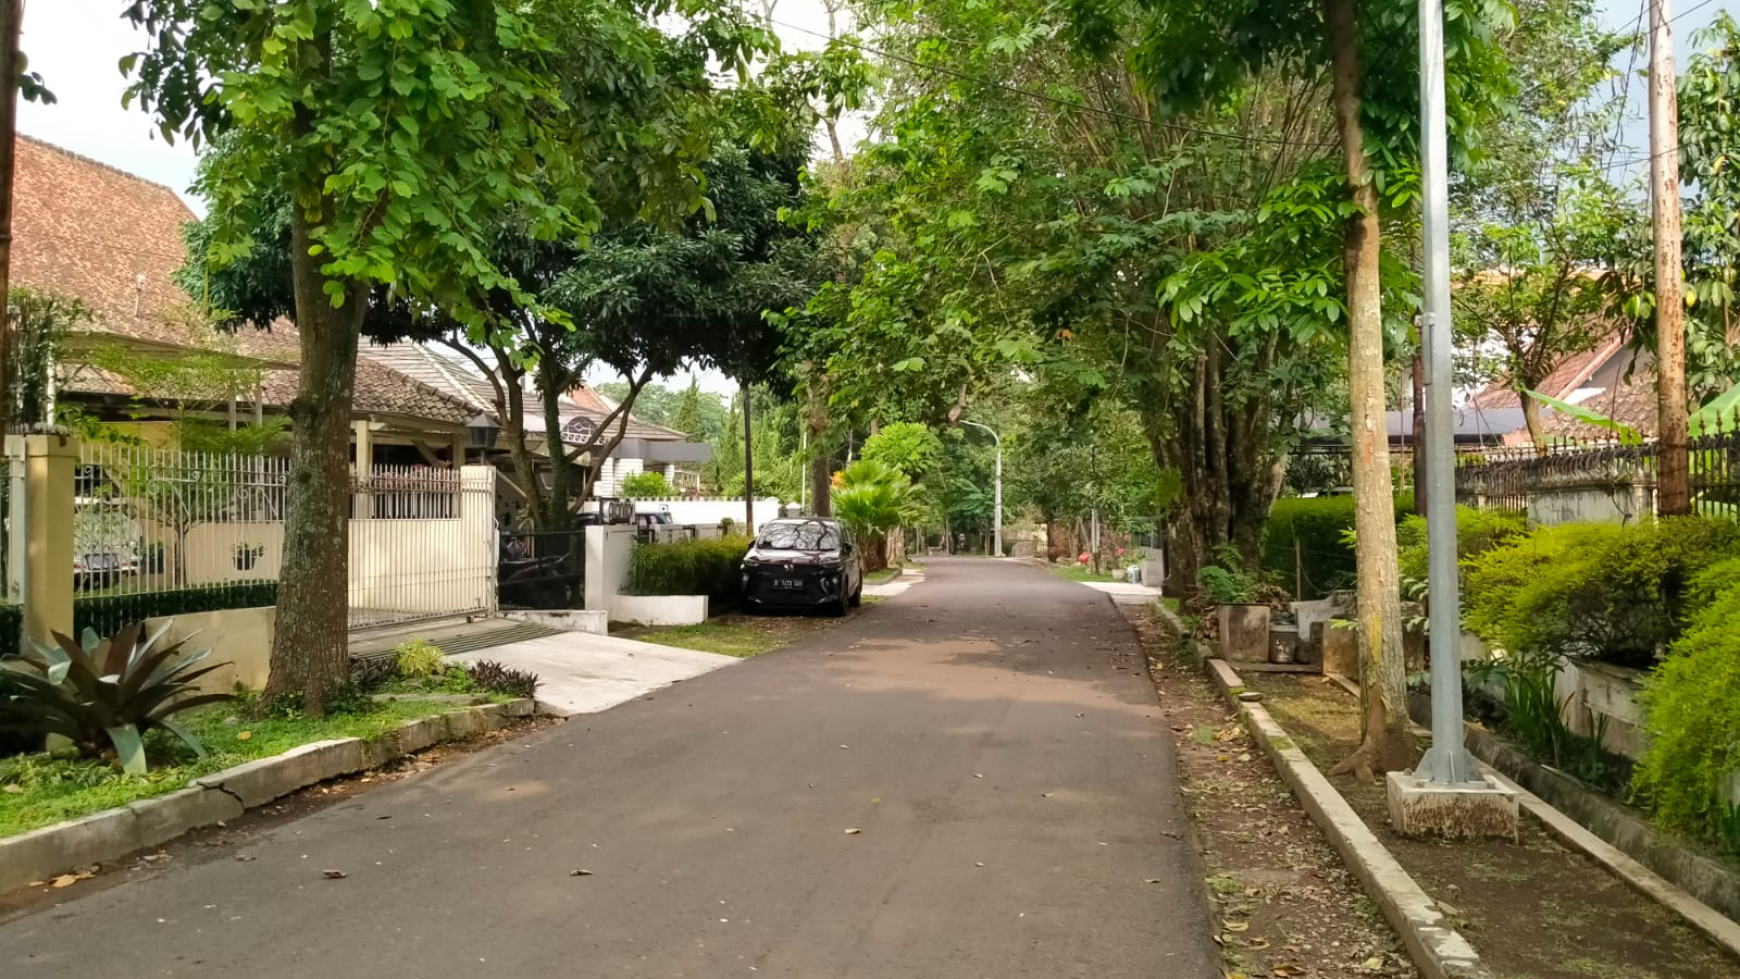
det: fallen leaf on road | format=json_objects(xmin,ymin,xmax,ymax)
[
  {"xmin": 1222, "ymin": 920, "xmax": 1249, "ymax": 932},
  {"xmin": 1361, "ymin": 956, "xmax": 1384, "ymax": 971},
  {"xmin": 843, "ymin": 828, "xmax": 861, "ymax": 835},
  {"xmin": 49, "ymin": 871, "xmax": 94, "ymax": 888},
  {"xmin": 1144, "ymin": 878, "xmax": 1162, "ymax": 883},
  {"xmin": 975, "ymin": 862, "xmax": 985, "ymax": 868},
  {"xmin": 569, "ymin": 869, "xmax": 594, "ymax": 877},
  {"xmin": 321, "ymin": 869, "xmax": 348, "ymax": 880},
  {"xmin": 1273, "ymin": 966, "xmax": 1306, "ymax": 976}
]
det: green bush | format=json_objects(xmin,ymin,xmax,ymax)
[
  {"xmin": 620, "ymin": 470, "xmax": 674, "ymax": 498},
  {"xmin": 1462, "ymin": 517, "xmax": 1740, "ymax": 668},
  {"xmin": 1261, "ymin": 496, "xmax": 1358, "ymax": 597},
  {"xmin": 394, "ymin": 639, "xmax": 445, "ymax": 678},
  {"xmin": 73, "ymin": 582, "xmax": 277, "ymax": 644},
  {"xmin": 1395, "ymin": 506, "xmax": 1526, "ymax": 582},
  {"xmin": 626, "ymin": 535, "xmax": 751, "ymax": 600},
  {"xmin": 1634, "ymin": 579, "xmax": 1740, "ymax": 853},
  {"xmin": 1199, "ymin": 565, "xmax": 1257, "ymax": 605}
]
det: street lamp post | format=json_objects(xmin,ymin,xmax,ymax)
[{"xmin": 962, "ymin": 420, "xmax": 1002, "ymax": 558}]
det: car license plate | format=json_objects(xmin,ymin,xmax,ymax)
[{"xmin": 773, "ymin": 578, "xmax": 803, "ymax": 589}]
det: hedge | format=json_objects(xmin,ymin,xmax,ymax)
[
  {"xmin": 1462, "ymin": 517, "xmax": 1740, "ymax": 669},
  {"xmin": 1260, "ymin": 496, "xmax": 1359, "ymax": 598},
  {"xmin": 1394, "ymin": 506, "xmax": 1526, "ymax": 582},
  {"xmin": 625, "ymin": 536, "xmax": 751, "ymax": 601},
  {"xmin": 73, "ymin": 581, "xmax": 279, "ymax": 644}
]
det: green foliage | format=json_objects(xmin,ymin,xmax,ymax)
[
  {"xmin": 1634, "ymin": 576, "xmax": 1740, "ymax": 853},
  {"xmin": 73, "ymin": 582, "xmax": 277, "ymax": 643},
  {"xmin": 1467, "ymin": 647, "xmax": 1615, "ymax": 787},
  {"xmin": 626, "ymin": 535, "xmax": 752, "ymax": 600},
  {"xmin": 1198, "ymin": 565, "xmax": 1257, "ymax": 606},
  {"xmin": 464, "ymin": 660, "xmax": 541, "ymax": 700},
  {"xmin": 348, "ymin": 656, "xmax": 398, "ymax": 694},
  {"xmin": 6, "ymin": 288, "xmax": 90, "ymax": 428},
  {"xmin": 833, "ymin": 461, "xmax": 920, "ymax": 539},
  {"xmin": 1394, "ymin": 506, "xmax": 1527, "ymax": 582},
  {"xmin": 620, "ymin": 471, "xmax": 675, "ymax": 499},
  {"xmin": 1462, "ymin": 518, "xmax": 1740, "ymax": 668},
  {"xmin": 860, "ymin": 423, "xmax": 943, "ymax": 480},
  {"xmin": 393, "ymin": 640, "xmax": 446, "ymax": 680},
  {"xmin": 0, "ymin": 622, "xmax": 233, "ymax": 774},
  {"xmin": 1261, "ymin": 496, "xmax": 1359, "ymax": 598}
]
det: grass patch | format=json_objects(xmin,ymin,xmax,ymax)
[
  {"xmin": 864, "ymin": 567, "xmax": 902, "ymax": 585},
  {"xmin": 0, "ymin": 697, "xmax": 504, "ymax": 839},
  {"xmin": 632, "ymin": 613, "xmax": 842, "ymax": 659}
]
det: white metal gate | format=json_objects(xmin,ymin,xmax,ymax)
[{"xmin": 347, "ymin": 464, "xmax": 498, "ymax": 630}]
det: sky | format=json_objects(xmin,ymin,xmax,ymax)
[{"xmin": 16, "ymin": 1, "xmax": 1726, "ymax": 394}]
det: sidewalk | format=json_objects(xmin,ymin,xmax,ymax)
[
  {"xmin": 448, "ymin": 631, "xmax": 738, "ymax": 716},
  {"xmin": 1078, "ymin": 579, "xmax": 1164, "ymax": 606}
]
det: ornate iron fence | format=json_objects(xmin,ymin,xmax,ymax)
[{"xmin": 1453, "ymin": 433, "xmax": 1740, "ymax": 521}]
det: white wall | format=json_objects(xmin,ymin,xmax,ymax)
[{"xmin": 632, "ymin": 497, "xmax": 785, "ymax": 533}]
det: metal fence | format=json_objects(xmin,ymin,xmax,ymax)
[
  {"xmin": 74, "ymin": 442, "xmax": 288, "ymax": 636},
  {"xmin": 348, "ymin": 464, "xmax": 497, "ymax": 630},
  {"xmin": 1454, "ymin": 432, "xmax": 1740, "ymax": 521},
  {"xmin": 498, "ymin": 528, "xmax": 585, "ymax": 611}
]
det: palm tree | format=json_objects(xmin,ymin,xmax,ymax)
[{"xmin": 832, "ymin": 460, "xmax": 919, "ymax": 572}]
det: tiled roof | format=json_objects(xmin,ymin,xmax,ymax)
[
  {"xmin": 13, "ymin": 135, "xmax": 197, "ymax": 340},
  {"xmin": 15, "ymin": 135, "xmax": 475, "ymax": 429},
  {"xmin": 1468, "ymin": 333, "xmax": 1626, "ymax": 412}
]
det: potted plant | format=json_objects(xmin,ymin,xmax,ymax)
[
  {"xmin": 232, "ymin": 542, "xmax": 265, "ymax": 571},
  {"xmin": 1201, "ymin": 564, "xmax": 1271, "ymax": 663}
]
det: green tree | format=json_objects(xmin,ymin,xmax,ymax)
[
  {"xmin": 833, "ymin": 459, "xmax": 919, "ymax": 571},
  {"xmin": 669, "ymin": 379, "xmax": 706, "ymax": 438},
  {"xmin": 621, "ymin": 470, "xmax": 675, "ymax": 498},
  {"xmin": 127, "ymin": 0, "xmax": 766, "ymax": 711},
  {"xmin": 860, "ymin": 422, "xmax": 942, "ymax": 481}
]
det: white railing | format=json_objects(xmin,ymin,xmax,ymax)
[
  {"xmin": 76, "ymin": 442, "xmax": 289, "ymax": 598},
  {"xmin": 74, "ymin": 443, "xmax": 497, "ymax": 631}
]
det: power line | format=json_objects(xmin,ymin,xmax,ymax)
[{"xmin": 767, "ymin": 18, "xmax": 1337, "ymax": 151}]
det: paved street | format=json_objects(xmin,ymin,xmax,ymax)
[{"xmin": 0, "ymin": 558, "xmax": 1218, "ymax": 978}]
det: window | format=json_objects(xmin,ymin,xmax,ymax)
[{"xmin": 757, "ymin": 522, "xmax": 841, "ymax": 551}]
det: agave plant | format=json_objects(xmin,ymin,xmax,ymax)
[{"xmin": 0, "ymin": 621, "xmax": 233, "ymax": 774}]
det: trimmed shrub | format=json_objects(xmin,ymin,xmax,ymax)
[
  {"xmin": 1260, "ymin": 496, "xmax": 1357, "ymax": 597},
  {"xmin": 73, "ymin": 582, "xmax": 277, "ymax": 644},
  {"xmin": 1395, "ymin": 506, "xmax": 1526, "ymax": 582},
  {"xmin": 1462, "ymin": 517, "xmax": 1740, "ymax": 668},
  {"xmin": 1634, "ymin": 579, "xmax": 1740, "ymax": 854},
  {"xmin": 621, "ymin": 470, "xmax": 674, "ymax": 498},
  {"xmin": 626, "ymin": 535, "xmax": 752, "ymax": 601},
  {"xmin": 394, "ymin": 638, "xmax": 446, "ymax": 678}
]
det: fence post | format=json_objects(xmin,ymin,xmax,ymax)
[{"xmin": 23, "ymin": 433, "xmax": 74, "ymax": 645}]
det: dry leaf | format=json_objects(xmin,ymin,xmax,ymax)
[
  {"xmin": 569, "ymin": 869, "xmax": 594, "ymax": 877},
  {"xmin": 236, "ymin": 731, "xmax": 253, "ymax": 741},
  {"xmin": 1361, "ymin": 957, "xmax": 1384, "ymax": 971},
  {"xmin": 2, "ymin": 783, "xmax": 22, "ymax": 794},
  {"xmin": 1247, "ymin": 939, "xmax": 1271, "ymax": 950},
  {"xmin": 321, "ymin": 869, "xmax": 348, "ymax": 880},
  {"xmin": 49, "ymin": 871, "xmax": 92, "ymax": 888},
  {"xmin": 843, "ymin": 828, "xmax": 861, "ymax": 835},
  {"xmin": 1222, "ymin": 920, "xmax": 1249, "ymax": 932},
  {"xmin": 1273, "ymin": 966, "xmax": 1306, "ymax": 977}
]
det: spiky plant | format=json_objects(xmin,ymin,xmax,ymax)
[
  {"xmin": 0, "ymin": 622, "xmax": 233, "ymax": 773},
  {"xmin": 465, "ymin": 660, "xmax": 540, "ymax": 700}
]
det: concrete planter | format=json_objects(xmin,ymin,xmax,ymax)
[
  {"xmin": 1217, "ymin": 604, "xmax": 1272, "ymax": 663},
  {"xmin": 504, "ymin": 608, "xmax": 608, "ymax": 635},
  {"xmin": 1322, "ymin": 619, "xmax": 1360, "ymax": 678},
  {"xmin": 611, "ymin": 593, "xmax": 709, "ymax": 627},
  {"xmin": 1565, "ymin": 660, "xmax": 1647, "ymax": 761}
]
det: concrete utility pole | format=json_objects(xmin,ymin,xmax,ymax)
[
  {"xmin": 1649, "ymin": 0, "xmax": 1690, "ymax": 515},
  {"xmin": 1411, "ymin": 0, "xmax": 1479, "ymax": 787},
  {"xmin": 962, "ymin": 420, "xmax": 1001, "ymax": 557}
]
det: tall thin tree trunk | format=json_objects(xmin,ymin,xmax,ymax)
[
  {"xmin": 537, "ymin": 349, "xmax": 573, "ymax": 532},
  {"xmin": 0, "ymin": 0, "xmax": 21, "ymax": 441},
  {"xmin": 807, "ymin": 372, "xmax": 831, "ymax": 516},
  {"xmin": 1648, "ymin": 0, "xmax": 1689, "ymax": 515},
  {"xmin": 262, "ymin": 210, "xmax": 366, "ymax": 715},
  {"xmin": 1520, "ymin": 391, "xmax": 1544, "ymax": 447},
  {"xmin": 1325, "ymin": 0, "xmax": 1416, "ymax": 778}
]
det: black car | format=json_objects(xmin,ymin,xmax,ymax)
[{"xmin": 741, "ymin": 518, "xmax": 864, "ymax": 615}]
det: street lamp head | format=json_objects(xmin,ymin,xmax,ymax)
[{"xmin": 467, "ymin": 414, "xmax": 500, "ymax": 449}]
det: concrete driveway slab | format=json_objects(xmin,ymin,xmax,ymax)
[{"xmin": 449, "ymin": 631, "xmax": 737, "ymax": 716}]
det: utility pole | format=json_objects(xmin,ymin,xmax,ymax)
[
  {"xmin": 1649, "ymin": 0, "xmax": 1689, "ymax": 515},
  {"xmin": 1413, "ymin": 0, "xmax": 1478, "ymax": 786},
  {"xmin": 0, "ymin": 0, "xmax": 23, "ymax": 441},
  {"xmin": 962, "ymin": 420, "xmax": 1001, "ymax": 558},
  {"xmin": 741, "ymin": 383, "xmax": 754, "ymax": 532}
]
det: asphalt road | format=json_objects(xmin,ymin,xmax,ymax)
[{"xmin": 0, "ymin": 557, "xmax": 1219, "ymax": 978}]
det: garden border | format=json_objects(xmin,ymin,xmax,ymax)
[
  {"xmin": 1153, "ymin": 598, "xmax": 1496, "ymax": 979},
  {"xmin": 0, "ymin": 699, "xmax": 536, "ymax": 894}
]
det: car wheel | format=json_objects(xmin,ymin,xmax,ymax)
[
  {"xmin": 848, "ymin": 583, "xmax": 862, "ymax": 608},
  {"xmin": 830, "ymin": 586, "xmax": 849, "ymax": 617}
]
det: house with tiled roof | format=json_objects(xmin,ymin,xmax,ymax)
[
  {"xmin": 1466, "ymin": 328, "xmax": 1658, "ymax": 444},
  {"xmin": 361, "ymin": 341, "xmax": 710, "ymax": 496},
  {"xmin": 14, "ymin": 135, "xmax": 482, "ymax": 464}
]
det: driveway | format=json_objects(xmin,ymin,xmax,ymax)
[{"xmin": 0, "ymin": 557, "xmax": 1218, "ymax": 978}]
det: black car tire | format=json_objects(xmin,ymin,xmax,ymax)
[{"xmin": 848, "ymin": 582, "xmax": 862, "ymax": 608}]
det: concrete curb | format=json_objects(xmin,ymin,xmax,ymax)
[
  {"xmin": 0, "ymin": 699, "xmax": 534, "ymax": 894},
  {"xmin": 1201, "ymin": 656, "xmax": 1493, "ymax": 979}
]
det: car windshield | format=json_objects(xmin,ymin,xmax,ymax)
[{"xmin": 757, "ymin": 522, "xmax": 840, "ymax": 551}]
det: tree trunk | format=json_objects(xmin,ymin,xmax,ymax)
[
  {"xmin": 807, "ymin": 372, "xmax": 832, "ymax": 516},
  {"xmin": 1325, "ymin": 0, "xmax": 1417, "ymax": 778},
  {"xmin": 537, "ymin": 348, "xmax": 574, "ymax": 532},
  {"xmin": 1520, "ymin": 390, "xmax": 1544, "ymax": 447},
  {"xmin": 262, "ymin": 210, "xmax": 367, "ymax": 715}
]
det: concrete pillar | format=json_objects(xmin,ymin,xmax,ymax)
[
  {"xmin": 23, "ymin": 434, "xmax": 75, "ymax": 645},
  {"xmin": 353, "ymin": 420, "xmax": 374, "ymax": 518},
  {"xmin": 450, "ymin": 429, "xmax": 467, "ymax": 468}
]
